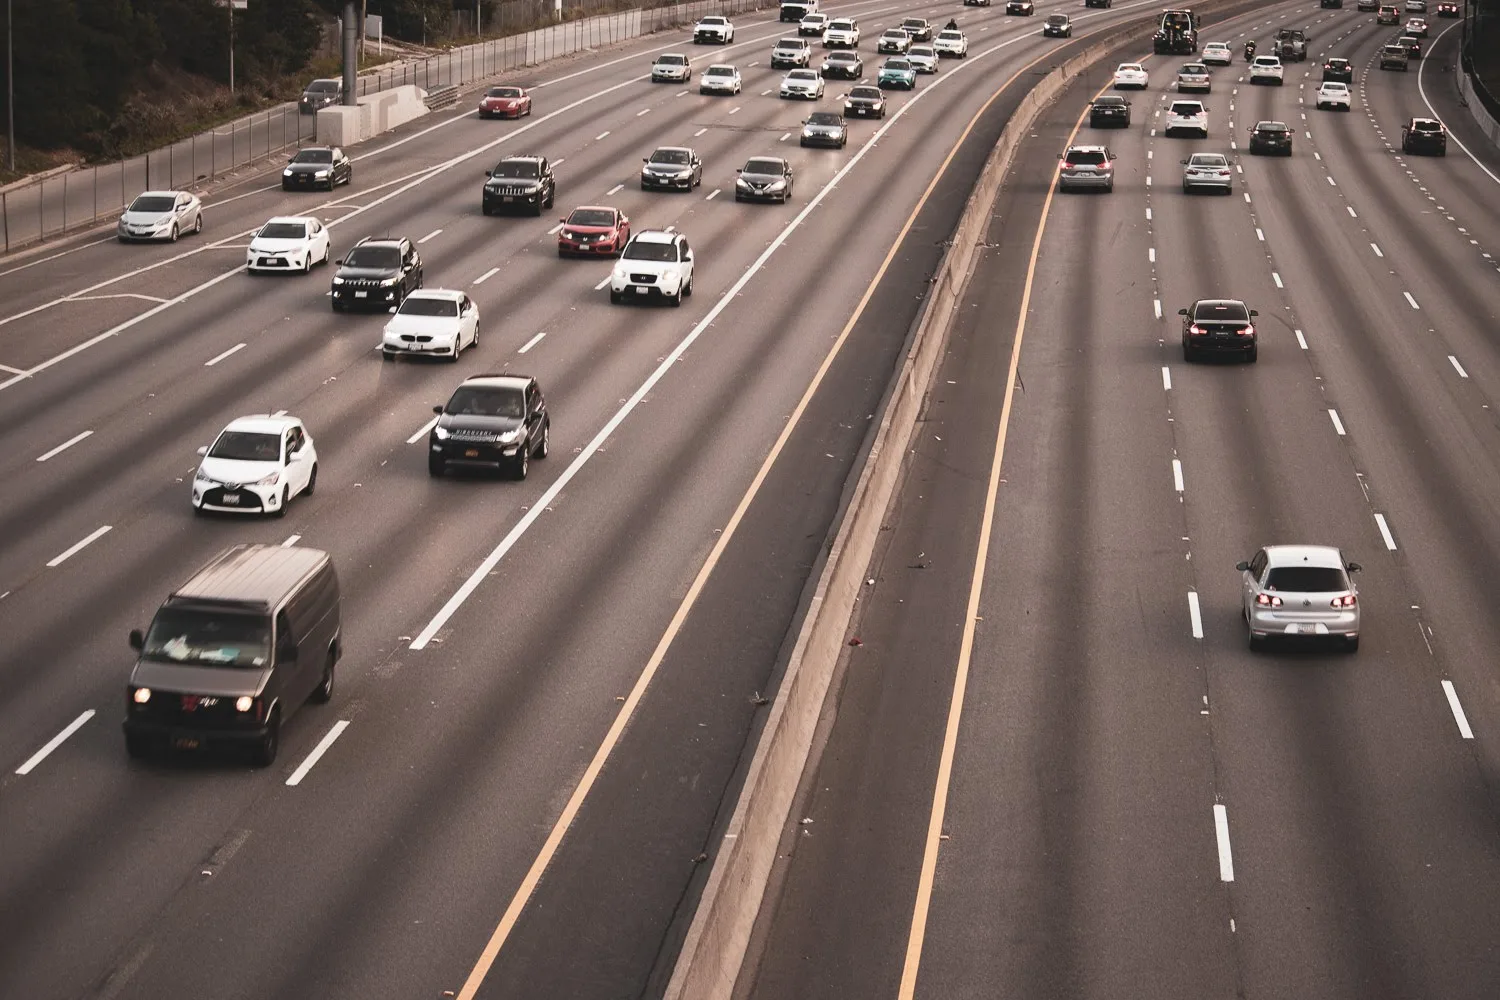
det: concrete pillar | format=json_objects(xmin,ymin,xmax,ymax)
[{"xmin": 341, "ymin": 1, "xmax": 357, "ymax": 105}]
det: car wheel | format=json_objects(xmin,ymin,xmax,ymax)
[
  {"xmin": 273, "ymin": 486, "xmax": 290, "ymax": 517},
  {"xmin": 670, "ymin": 285, "xmax": 683, "ymax": 307},
  {"xmin": 302, "ymin": 255, "xmax": 312, "ymax": 275},
  {"xmin": 194, "ymin": 213, "xmax": 204, "ymax": 234},
  {"xmin": 449, "ymin": 340, "xmax": 461, "ymax": 362},
  {"xmin": 1183, "ymin": 183, "xmax": 1191, "ymax": 194},
  {"xmin": 305, "ymin": 463, "xmax": 318, "ymax": 496},
  {"xmin": 169, "ymin": 224, "xmax": 179, "ymax": 242},
  {"xmin": 428, "ymin": 455, "xmax": 445, "ymax": 477},
  {"xmin": 252, "ymin": 708, "xmax": 281, "ymax": 767},
  {"xmin": 537, "ymin": 420, "xmax": 550, "ymax": 459},
  {"xmin": 333, "ymin": 300, "xmax": 345, "ymax": 313},
  {"xmin": 684, "ymin": 274, "xmax": 694, "ymax": 297},
  {"xmin": 514, "ymin": 444, "xmax": 530, "ymax": 481},
  {"xmin": 1247, "ymin": 629, "xmax": 1264, "ymax": 652},
  {"xmin": 311, "ymin": 653, "xmax": 335, "ymax": 703},
  {"xmin": 383, "ymin": 349, "xmax": 397, "ymax": 361},
  {"xmin": 125, "ymin": 732, "xmax": 152, "ymax": 760},
  {"xmin": 282, "ymin": 182, "xmax": 292, "ymax": 191},
  {"xmin": 1183, "ymin": 344, "xmax": 1197, "ymax": 363},
  {"xmin": 800, "ymin": 138, "xmax": 810, "ymax": 147},
  {"xmin": 610, "ymin": 290, "xmax": 623, "ymax": 304},
  {"xmin": 1345, "ymin": 636, "xmax": 1360, "ymax": 653}
]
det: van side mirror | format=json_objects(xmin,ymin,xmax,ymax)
[
  {"xmin": 129, "ymin": 629, "xmax": 145, "ymax": 651},
  {"xmin": 1235, "ymin": 561, "xmax": 1251, "ymax": 572}
]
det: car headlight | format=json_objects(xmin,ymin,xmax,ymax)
[
  {"xmin": 315, "ymin": 169, "xmax": 330, "ymax": 178},
  {"xmin": 499, "ymin": 428, "xmax": 525, "ymax": 444},
  {"xmin": 380, "ymin": 276, "xmax": 399, "ymax": 286},
  {"xmin": 767, "ymin": 180, "xmax": 787, "ymax": 191},
  {"xmin": 433, "ymin": 426, "xmax": 450, "ymax": 440},
  {"xmin": 283, "ymin": 168, "xmax": 293, "ymax": 176},
  {"xmin": 195, "ymin": 469, "xmax": 214, "ymax": 484},
  {"xmin": 235, "ymin": 696, "xmax": 254, "ymax": 713},
  {"xmin": 252, "ymin": 472, "xmax": 280, "ymax": 486},
  {"xmin": 736, "ymin": 178, "xmax": 751, "ymax": 189},
  {"xmin": 332, "ymin": 276, "xmax": 344, "ymax": 285},
  {"xmin": 133, "ymin": 687, "xmax": 152, "ymax": 704},
  {"xmin": 803, "ymin": 127, "xmax": 816, "ymax": 136}
]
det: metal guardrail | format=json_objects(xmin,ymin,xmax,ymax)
[
  {"xmin": 423, "ymin": 85, "xmax": 461, "ymax": 110},
  {"xmin": 0, "ymin": 0, "xmax": 776, "ymax": 255}
]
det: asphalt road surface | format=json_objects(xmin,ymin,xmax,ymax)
[
  {"xmin": 747, "ymin": 6, "xmax": 1500, "ymax": 1000},
  {"xmin": 0, "ymin": 1, "xmax": 1207, "ymax": 999}
]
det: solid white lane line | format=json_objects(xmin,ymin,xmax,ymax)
[
  {"xmin": 407, "ymin": 416, "xmax": 440, "ymax": 445},
  {"xmin": 1213, "ymin": 804, "xmax": 1235, "ymax": 882},
  {"xmin": 285, "ymin": 719, "xmax": 351, "ymax": 786},
  {"xmin": 1172, "ymin": 459, "xmax": 1184, "ymax": 492},
  {"xmin": 204, "ymin": 343, "xmax": 246, "ymax": 367},
  {"xmin": 282, "ymin": 534, "xmax": 302, "ymax": 547},
  {"xmin": 1295, "ymin": 328, "xmax": 1308, "ymax": 350},
  {"xmin": 0, "ymin": 362, "xmax": 24, "ymax": 374},
  {"xmin": 1449, "ymin": 355, "xmax": 1469, "ymax": 378},
  {"xmin": 595, "ymin": 130, "xmax": 611, "ymax": 140},
  {"xmin": 693, "ymin": 127, "xmax": 708, "ymax": 137},
  {"xmin": 65, "ymin": 292, "xmax": 171, "ymax": 304},
  {"xmin": 1370, "ymin": 243, "xmax": 1383, "ymax": 257},
  {"xmin": 1188, "ymin": 591, "xmax": 1203, "ymax": 639},
  {"xmin": 1374, "ymin": 513, "xmax": 1397, "ymax": 551},
  {"xmin": 474, "ymin": 267, "xmax": 500, "ymax": 284},
  {"xmin": 14, "ymin": 710, "xmax": 96, "ymax": 775},
  {"xmin": 1441, "ymin": 680, "xmax": 1475, "ymax": 739},
  {"xmin": 1403, "ymin": 291, "xmax": 1420, "ymax": 310},
  {"xmin": 47, "ymin": 525, "xmax": 112, "ymax": 568},
  {"xmin": 1272, "ymin": 272, "xmax": 1283, "ymax": 288},
  {"xmin": 1162, "ymin": 366, "xmax": 1172, "ymax": 391},
  {"xmin": 606, "ymin": 183, "xmax": 624, "ymax": 195},
  {"xmin": 518, "ymin": 332, "xmax": 546, "ymax": 354},
  {"xmin": 1328, "ymin": 409, "xmax": 1345, "ymax": 436},
  {"xmin": 706, "ymin": 188, "xmax": 721, "ymax": 200},
  {"xmin": 593, "ymin": 275, "xmax": 612, "ymax": 291},
  {"xmin": 36, "ymin": 429, "xmax": 93, "ymax": 462},
  {"xmin": 418, "ymin": 228, "xmax": 444, "ymax": 244}
]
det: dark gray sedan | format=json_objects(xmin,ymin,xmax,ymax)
[
  {"xmin": 801, "ymin": 111, "xmax": 848, "ymax": 148},
  {"xmin": 735, "ymin": 157, "xmax": 795, "ymax": 203}
]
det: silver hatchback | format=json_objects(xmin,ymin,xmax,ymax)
[
  {"xmin": 1057, "ymin": 145, "xmax": 1115, "ymax": 192},
  {"xmin": 1238, "ymin": 545, "xmax": 1362, "ymax": 651}
]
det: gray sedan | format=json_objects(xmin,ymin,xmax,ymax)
[{"xmin": 1238, "ymin": 545, "xmax": 1362, "ymax": 651}]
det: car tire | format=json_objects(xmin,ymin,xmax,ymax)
[
  {"xmin": 125, "ymin": 732, "xmax": 152, "ymax": 760},
  {"xmin": 194, "ymin": 213, "xmax": 204, "ymax": 235},
  {"xmin": 1345, "ymin": 636, "xmax": 1360, "ymax": 653},
  {"xmin": 1183, "ymin": 183, "xmax": 1192, "ymax": 194},
  {"xmin": 333, "ymin": 300, "xmax": 345, "ymax": 313},
  {"xmin": 302, "ymin": 255, "xmax": 312, "ymax": 275},
  {"xmin": 428, "ymin": 456, "xmax": 445, "ymax": 477},
  {"xmin": 1247, "ymin": 622, "xmax": 1264, "ymax": 651},
  {"xmin": 514, "ymin": 445, "xmax": 529, "ymax": 481},
  {"xmin": 252, "ymin": 708, "xmax": 280, "ymax": 767},
  {"xmin": 684, "ymin": 275, "xmax": 694, "ymax": 297},
  {"xmin": 282, "ymin": 182, "xmax": 292, "ymax": 192},
  {"xmin": 273, "ymin": 486, "xmax": 290, "ymax": 518},
  {"xmin": 305, "ymin": 463, "xmax": 318, "ymax": 496},
  {"xmin": 311, "ymin": 653, "xmax": 335, "ymax": 703},
  {"xmin": 670, "ymin": 286, "xmax": 683, "ymax": 307},
  {"xmin": 610, "ymin": 290, "xmax": 623, "ymax": 304},
  {"xmin": 482, "ymin": 203, "xmax": 492, "ymax": 216},
  {"xmin": 169, "ymin": 224, "xmax": 179, "ymax": 243},
  {"xmin": 537, "ymin": 421, "xmax": 550, "ymax": 459},
  {"xmin": 1183, "ymin": 344, "xmax": 1197, "ymax": 363},
  {"xmin": 1245, "ymin": 345, "xmax": 1258, "ymax": 363}
]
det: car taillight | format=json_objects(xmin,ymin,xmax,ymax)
[
  {"xmin": 1331, "ymin": 595, "xmax": 1357, "ymax": 608},
  {"xmin": 1238, "ymin": 324, "xmax": 1255, "ymax": 337},
  {"xmin": 1256, "ymin": 593, "xmax": 1283, "ymax": 607},
  {"xmin": 1189, "ymin": 324, "xmax": 1204, "ymax": 335}
]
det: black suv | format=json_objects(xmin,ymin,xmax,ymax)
[
  {"xmin": 429, "ymin": 374, "xmax": 551, "ymax": 480},
  {"xmin": 1180, "ymin": 299, "xmax": 1259, "ymax": 363},
  {"xmin": 282, "ymin": 146, "xmax": 353, "ymax": 191},
  {"xmin": 1089, "ymin": 95, "xmax": 1131, "ymax": 128},
  {"xmin": 1248, "ymin": 120, "xmax": 1293, "ymax": 156},
  {"xmin": 1321, "ymin": 57, "xmax": 1353, "ymax": 83},
  {"xmin": 330, "ymin": 237, "xmax": 423, "ymax": 312},
  {"xmin": 1402, "ymin": 117, "xmax": 1447, "ymax": 155},
  {"xmin": 482, "ymin": 155, "xmax": 556, "ymax": 216}
]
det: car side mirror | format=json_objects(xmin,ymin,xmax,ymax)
[
  {"xmin": 643, "ymin": 158, "xmax": 650, "ymax": 163},
  {"xmin": 433, "ymin": 404, "xmax": 444, "ymax": 415},
  {"xmin": 335, "ymin": 258, "xmax": 343, "ymax": 265},
  {"xmin": 485, "ymin": 170, "xmax": 492, "ymax": 177},
  {"xmin": 389, "ymin": 306, "xmax": 398, "ymax": 314},
  {"xmin": 1249, "ymin": 309, "xmax": 1259, "ymax": 316},
  {"xmin": 1235, "ymin": 561, "xmax": 1251, "ymax": 572},
  {"xmin": 129, "ymin": 629, "xmax": 145, "ymax": 651},
  {"xmin": 1180, "ymin": 159, "xmax": 1189, "ymax": 164},
  {"xmin": 1177, "ymin": 308, "xmax": 1189, "ymax": 316},
  {"xmin": 684, "ymin": 251, "xmax": 693, "ymax": 261},
  {"xmin": 560, "ymin": 217, "xmax": 567, "ymax": 223},
  {"xmin": 1346, "ymin": 562, "xmax": 1362, "ymax": 573}
]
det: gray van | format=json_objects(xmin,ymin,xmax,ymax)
[{"xmin": 124, "ymin": 544, "xmax": 341, "ymax": 766}]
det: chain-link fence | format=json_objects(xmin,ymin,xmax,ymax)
[{"xmin": 0, "ymin": 0, "xmax": 775, "ymax": 255}]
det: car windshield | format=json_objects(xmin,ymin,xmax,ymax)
[
  {"xmin": 830, "ymin": 20, "xmax": 854, "ymax": 29},
  {"xmin": 778, "ymin": 38, "xmax": 802, "ymax": 47},
  {"xmin": 850, "ymin": 87, "xmax": 881, "ymax": 98},
  {"xmin": 789, "ymin": 69, "xmax": 817, "ymax": 79},
  {"xmin": 1066, "ymin": 150, "xmax": 1108, "ymax": 165},
  {"xmin": 885, "ymin": 60, "xmax": 911, "ymax": 70},
  {"xmin": 1194, "ymin": 302, "xmax": 1250, "ymax": 321},
  {"xmin": 808, "ymin": 112, "xmax": 842, "ymax": 125},
  {"xmin": 1048, "ymin": 15, "xmax": 1068, "ymax": 23},
  {"xmin": 745, "ymin": 158, "xmax": 785, "ymax": 175},
  {"xmin": 829, "ymin": 52, "xmax": 856, "ymax": 61},
  {"xmin": 911, "ymin": 47, "xmax": 934, "ymax": 56},
  {"xmin": 938, "ymin": 31, "xmax": 962, "ymax": 39},
  {"xmin": 258, "ymin": 222, "xmax": 308, "ymax": 239},
  {"xmin": 1265, "ymin": 566, "xmax": 1347, "ymax": 592},
  {"xmin": 129, "ymin": 195, "xmax": 176, "ymax": 213},
  {"xmin": 624, "ymin": 241, "xmax": 678, "ymax": 262},
  {"xmin": 306, "ymin": 81, "xmax": 339, "ymax": 93},
  {"xmin": 208, "ymin": 430, "xmax": 281, "ymax": 462},
  {"xmin": 344, "ymin": 245, "xmax": 401, "ymax": 268},
  {"xmin": 702, "ymin": 16, "xmax": 726, "ymax": 24},
  {"xmin": 706, "ymin": 66, "xmax": 734, "ymax": 76},
  {"xmin": 1328, "ymin": 59, "xmax": 1349, "ymax": 66},
  {"xmin": 447, "ymin": 387, "xmax": 525, "ymax": 418},
  {"xmin": 655, "ymin": 56, "xmax": 685, "ymax": 66},
  {"xmin": 488, "ymin": 86, "xmax": 523, "ymax": 96},
  {"xmin": 291, "ymin": 149, "xmax": 333, "ymax": 164},
  {"xmin": 567, "ymin": 208, "xmax": 616, "ymax": 226},
  {"xmin": 1322, "ymin": 83, "xmax": 1347, "ymax": 91},
  {"xmin": 399, "ymin": 297, "xmax": 459, "ymax": 317},
  {"xmin": 492, "ymin": 160, "xmax": 540, "ymax": 178},
  {"xmin": 142, "ymin": 608, "xmax": 271, "ymax": 669},
  {"xmin": 903, "ymin": 18, "xmax": 925, "ymax": 26},
  {"xmin": 1412, "ymin": 121, "xmax": 1441, "ymax": 132},
  {"xmin": 1181, "ymin": 64, "xmax": 1206, "ymax": 73},
  {"xmin": 650, "ymin": 149, "xmax": 691, "ymax": 164},
  {"xmin": 883, "ymin": 30, "xmax": 904, "ymax": 37},
  {"xmin": 1190, "ymin": 154, "xmax": 1227, "ymax": 166}
]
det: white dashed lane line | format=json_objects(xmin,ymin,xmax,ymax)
[
  {"xmin": 706, "ymin": 188, "xmax": 721, "ymax": 200},
  {"xmin": 693, "ymin": 127, "xmax": 708, "ymax": 137},
  {"xmin": 518, "ymin": 332, "xmax": 547, "ymax": 354},
  {"xmin": 14, "ymin": 710, "xmax": 95, "ymax": 775},
  {"xmin": 1328, "ymin": 409, "xmax": 1346, "ymax": 436},
  {"xmin": 595, "ymin": 130, "xmax": 610, "ymax": 140},
  {"xmin": 1188, "ymin": 591, "xmax": 1204, "ymax": 640},
  {"xmin": 281, "ymin": 534, "xmax": 302, "ymax": 547},
  {"xmin": 1449, "ymin": 355, "xmax": 1469, "ymax": 378},
  {"xmin": 1161, "ymin": 366, "xmax": 1172, "ymax": 391},
  {"xmin": 636, "ymin": 107, "xmax": 651, "ymax": 117},
  {"xmin": 36, "ymin": 430, "xmax": 93, "ymax": 462},
  {"xmin": 474, "ymin": 267, "xmax": 500, "ymax": 285},
  {"xmin": 204, "ymin": 343, "xmax": 246, "ymax": 367},
  {"xmin": 1374, "ymin": 513, "xmax": 1398, "ymax": 551},
  {"xmin": 593, "ymin": 275, "xmax": 612, "ymax": 291},
  {"xmin": 407, "ymin": 417, "xmax": 439, "ymax": 445},
  {"xmin": 46, "ymin": 525, "xmax": 112, "ymax": 568},
  {"xmin": 1441, "ymin": 680, "xmax": 1475, "ymax": 740},
  {"xmin": 1403, "ymin": 291, "xmax": 1420, "ymax": 310},
  {"xmin": 548, "ymin": 223, "xmax": 564, "ymax": 235},
  {"xmin": 1213, "ymin": 804, "xmax": 1235, "ymax": 882},
  {"xmin": 417, "ymin": 228, "xmax": 443, "ymax": 244},
  {"xmin": 1172, "ymin": 458, "xmax": 1184, "ymax": 492},
  {"xmin": 1370, "ymin": 243, "xmax": 1383, "ymax": 257},
  {"xmin": 1272, "ymin": 272, "xmax": 1284, "ymax": 289},
  {"xmin": 606, "ymin": 183, "xmax": 624, "ymax": 196},
  {"xmin": 285, "ymin": 720, "xmax": 351, "ymax": 787}
]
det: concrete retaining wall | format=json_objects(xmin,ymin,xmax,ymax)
[{"xmin": 1457, "ymin": 70, "xmax": 1500, "ymax": 145}]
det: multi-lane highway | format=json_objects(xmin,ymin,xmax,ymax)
[
  {"xmin": 747, "ymin": 5, "xmax": 1500, "ymax": 1000},
  {"xmin": 0, "ymin": 1, "xmax": 1225, "ymax": 999}
]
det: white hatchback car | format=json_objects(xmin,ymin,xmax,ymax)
[
  {"xmin": 192, "ymin": 415, "xmax": 318, "ymax": 517},
  {"xmin": 1177, "ymin": 62, "xmax": 1211, "ymax": 92},
  {"xmin": 382, "ymin": 289, "xmax": 479, "ymax": 361},
  {"xmin": 1202, "ymin": 41, "xmax": 1233, "ymax": 65},
  {"xmin": 1249, "ymin": 55, "xmax": 1285, "ymax": 84},
  {"xmin": 610, "ymin": 230, "xmax": 695, "ymax": 306},
  {"xmin": 1165, "ymin": 100, "xmax": 1209, "ymax": 137},
  {"xmin": 906, "ymin": 45, "xmax": 938, "ymax": 73},
  {"xmin": 246, "ymin": 216, "xmax": 331, "ymax": 274},
  {"xmin": 933, "ymin": 29, "xmax": 968, "ymax": 58},
  {"xmin": 1113, "ymin": 62, "xmax": 1149, "ymax": 89},
  {"xmin": 1315, "ymin": 81, "xmax": 1352, "ymax": 110},
  {"xmin": 699, "ymin": 64, "xmax": 742, "ymax": 95},
  {"xmin": 779, "ymin": 68, "xmax": 826, "ymax": 99},
  {"xmin": 1239, "ymin": 544, "xmax": 1362, "ymax": 651}
]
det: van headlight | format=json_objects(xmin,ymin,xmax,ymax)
[{"xmin": 133, "ymin": 687, "xmax": 152, "ymax": 704}]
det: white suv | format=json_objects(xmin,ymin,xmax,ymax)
[
  {"xmin": 693, "ymin": 15, "xmax": 734, "ymax": 43},
  {"xmin": 610, "ymin": 231, "xmax": 696, "ymax": 306},
  {"xmin": 933, "ymin": 29, "xmax": 968, "ymax": 57},
  {"xmin": 1249, "ymin": 55, "xmax": 1284, "ymax": 84},
  {"xmin": 1165, "ymin": 100, "xmax": 1209, "ymax": 137},
  {"xmin": 771, "ymin": 37, "xmax": 813, "ymax": 68},
  {"xmin": 823, "ymin": 18, "xmax": 859, "ymax": 47}
]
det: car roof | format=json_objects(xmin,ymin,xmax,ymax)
[
  {"xmin": 223, "ymin": 414, "xmax": 302, "ymax": 434},
  {"xmin": 460, "ymin": 373, "xmax": 534, "ymax": 391},
  {"xmin": 849, "ymin": 85, "xmax": 882, "ymax": 94},
  {"xmin": 568, "ymin": 204, "xmax": 619, "ymax": 213},
  {"xmin": 1410, "ymin": 116, "xmax": 1442, "ymax": 126},
  {"xmin": 1262, "ymin": 545, "xmax": 1346, "ymax": 569},
  {"xmin": 353, "ymin": 236, "xmax": 407, "ymax": 247},
  {"xmin": 631, "ymin": 229, "xmax": 681, "ymax": 244},
  {"xmin": 1193, "ymin": 298, "xmax": 1250, "ymax": 309},
  {"xmin": 706, "ymin": 63, "xmax": 737, "ymax": 71},
  {"xmin": 651, "ymin": 145, "xmax": 695, "ymax": 154},
  {"xmin": 1189, "ymin": 152, "xmax": 1227, "ymax": 160},
  {"xmin": 1067, "ymin": 144, "xmax": 1109, "ymax": 153},
  {"xmin": 497, "ymin": 154, "xmax": 545, "ymax": 163},
  {"xmin": 788, "ymin": 67, "xmax": 819, "ymax": 74},
  {"xmin": 656, "ymin": 52, "xmax": 687, "ymax": 59},
  {"xmin": 404, "ymin": 288, "xmax": 464, "ymax": 301},
  {"xmin": 828, "ymin": 50, "xmax": 858, "ymax": 56},
  {"xmin": 1254, "ymin": 120, "xmax": 1290, "ymax": 128},
  {"xmin": 745, "ymin": 156, "xmax": 789, "ymax": 167},
  {"xmin": 138, "ymin": 189, "xmax": 187, "ymax": 198},
  {"xmin": 261, "ymin": 215, "xmax": 317, "ymax": 227}
]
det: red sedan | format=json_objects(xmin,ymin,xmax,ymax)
[
  {"xmin": 557, "ymin": 206, "xmax": 630, "ymax": 257},
  {"xmin": 478, "ymin": 85, "xmax": 532, "ymax": 119}
]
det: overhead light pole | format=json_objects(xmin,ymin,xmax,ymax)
[{"xmin": 7, "ymin": 0, "xmax": 15, "ymax": 173}]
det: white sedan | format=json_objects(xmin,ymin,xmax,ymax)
[
  {"xmin": 1113, "ymin": 63, "xmax": 1149, "ymax": 89},
  {"xmin": 779, "ymin": 68, "xmax": 826, "ymax": 99},
  {"xmin": 907, "ymin": 45, "xmax": 938, "ymax": 73},
  {"xmin": 1249, "ymin": 56, "xmax": 1285, "ymax": 85},
  {"xmin": 1315, "ymin": 81, "xmax": 1352, "ymax": 110},
  {"xmin": 699, "ymin": 64, "xmax": 742, "ymax": 95},
  {"xmin": 192, "ymin": 415, "xmax": 318, "ymax": 517},
  {"xmin": 117, "ymin": 190, "xmax": 204, "ymax": 243},
  {"xmin": 1202, "ymin": 41, "xmax": 1233, "ymax": 65},
  {"xmin": 933, "ymin": 29, "xmax": 968, "ymax": 58},
  {"xmin": 382, "ymin": 289, "xmax": 480, "ymax": 361},
  {"xmin": 246, "ymin": 216, "xmax": 331, "ymax": 274},
  {"xmin": 1177, "ymin": 62, "xmax": 1211, "ymax": 91}
]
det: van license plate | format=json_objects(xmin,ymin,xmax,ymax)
[{"xmin": 222, "ymin": 493, "xmax": 240, "ymax": 504}]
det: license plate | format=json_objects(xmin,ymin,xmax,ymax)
[
  {"xmin": 222, "ymin": 493, "xmax": 240, "ymax": 504},
  {"xmin": 174, "ymin": 737, "xmax": 200, "ymax": 750},
  {"xmin": 354, "ymin": 290, "xmax": 369, "ymax": 299},
  {"xmin": 465, "ymin": 448, "xmax": 479, "ymax": 458},
  {"xmin": 503, "ymin": 196, "xmax": 515, "ymax": 202},
  {"xmin": 635, "ymin": 286, "xmax": 648, "ymax": 294}
]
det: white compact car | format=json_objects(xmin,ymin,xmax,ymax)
[
  {"xmin": 1315, "ymin": 81, "xmax": 1351, "ymax": 110},
  {"xmin": 1181, "ymin": 152, "xmax": 1233, "ymax": 193},
  {"xmin": 1249, "ymin": 55, "xmax": 1284, "ymax": 84},
  {"xmin": 779, "ymin": 68, "xmax": 826, "ymax": 99},
  {"xmin": 1165, "ymin": 99, "xmax": 1209, "ymax": 137},
  {"xmin": 192, "ymin": 415, "xmax": 318, "ymax": 517},
  {"xmin": 651, "ymin": 53, "xmax": 692, "ymax": 82},
  {"xmin": 1202, "ymin": 41, "xmax": 1232, "ymax": 65},
  {"xmin": 381, "ymin": 289, "xmax": 480, "ymax": 361},
  {"xmin": 1177, "ymin": 62, "xmax": 1211, "ymax": 92},
  {"xmin": 246, "ymin": 216, "xmax": 330, "ymax": 274},
  {"xmin": 906, "ymin": 45, "xmax": 938, "ymax": 73},
  {"xmin": 699, "ymin": 64, "xmax": 742, "ymax": 95},
  {"xmin": 610, "ymin": 230, "xmax": 695, "ymax": 306},
  {"xmin": 1113, "ymin": 62, "xmax": 1149, "ymax": 89},
  {"xmin": 117, "ymin": 190, "xmax": 204, "ymax": 243},
  {"xmin": 877, "ymin": 28, "xmax": 911, "ymax": 53},
  {"xmin": 693, "ymin": 15, "xmax": 734, "ymax": 43},
  {"xmin": 823, "ymin": 18, "xmax": 860, "ymax": 47},
  {"xmin": 933, "ymin": 29, "xmax": 968, "ymax": 58}
]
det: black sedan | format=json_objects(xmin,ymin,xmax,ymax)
[
  {"xmin": 1180, "ymin": 299, "xmax": 1259, "ymax": 363},
  {"xmin": 1322, "ymin": 58, "xmax": 1353, "ymax": 83},
  {"xmin": 1402, "ymin": 117, "xmax": 1447, "ymax": 155},
  {"xmin": 821, "ymin": 51, "xmax": 864, "ymax": 79},
  {"xmin": 735, "ymin": 157, "xmax": 796, "ymax": 203},
  {"xmin": 800, "ymin": 111, "xmax": 848, "ymax": 148},
  {"xmin": 1248, "ymin": 120, "xmax": 1293, "ymax": 156},
  {"xmin": 1089, "ymin": 95, "xmax": 1131, "ymax": 128},
  {"xmin": 1006, "ymin": 0, "xmax": 1035, "ymax": 13},
  {"xmin": 282, "ymin": 147, "xmax": 352, "ymax": 191},
  {"xmin": 843, "ymin": 85, "xmax": 887, "ymax": 118}
]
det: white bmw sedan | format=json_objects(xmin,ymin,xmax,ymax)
[
  {"xmin": 382, "ymin": 289, "xmax": 480, "ymax": 361},
  {"xmin": 247, "ymin": 216, "xmax": 331, "ymax": 274}
]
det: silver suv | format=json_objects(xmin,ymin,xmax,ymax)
[
  {"xmin": 1238, "ymin": 545, "xmax": 1362, "ymax": 651},
  {"xmin": 771, "ymin": 37, "xmax": 812, "ymax": 68},
  {"xmin": 1056, "ymin": 145, "xmax": 1115, "ymax": 192}
]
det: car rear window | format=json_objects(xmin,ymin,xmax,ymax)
[
  {"xmin": 1066, "ymin": 150, "xmax": 1108, "ymax": 165},
  {"xmin": 1195, "ymin": 302, "xmax": 1249, "ymax": 321},
  {"xmin": 1170, "ymin": 103, "xmax": 1204, "ymax": 114},
  {"xmin": 1265, "ymin": 567, "xmax": 1347, "ymax": 592},
  {"xmin": 1413, "ymin": 121, "xmax": 1442, "ymax": 132}
]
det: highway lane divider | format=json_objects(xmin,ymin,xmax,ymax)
[{"xmin": 662, "ymin": 1, "xmax": 1285, "ymax": 997}]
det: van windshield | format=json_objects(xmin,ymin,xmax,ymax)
[{"xmin": 143, "ymin": 608, "xmax": 270, "ymax": 668}]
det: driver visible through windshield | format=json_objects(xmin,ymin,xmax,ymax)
[
  {"xmin": 208, "ymin": 431, "xmax": 281, "ymax": 462},
  {"xmin": 142, "ymin": 608, "xmax": 270, "ymax": 668}
]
